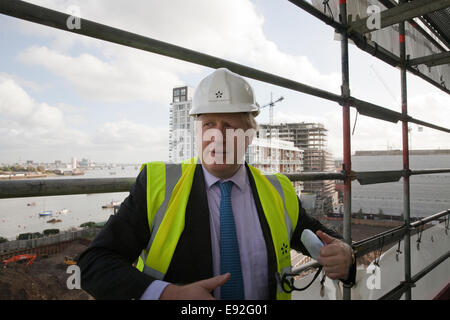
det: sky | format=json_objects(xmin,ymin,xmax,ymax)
[{"xmin": 0, "ymin": 0, "xmax": 449, "ymax": 165}]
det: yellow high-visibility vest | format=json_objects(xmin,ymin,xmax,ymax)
[{"xmin": 136, "ymin": 158, "xmax": 299, "ymax": 299}]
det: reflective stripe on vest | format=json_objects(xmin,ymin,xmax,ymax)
[
  {"xmin": 136, "ymin": 160, "xmax": 196, "ymax": 278},
  {"xmin": 247, "ymin": 165, "xmax": 298, "ymax": 300},
  {"xmin": 136, "ymin": 159, "xmax": 298, "ymax": 300}
]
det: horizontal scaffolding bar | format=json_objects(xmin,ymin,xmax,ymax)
[
  {"xmin": 287, "ymin": 210, "xmax": 449, "ymax": 279},
  {"xmin": 1, "ymin": 168, "xmax": 449, "ymax": 198},
  {"xmin": 2, "ymin": 0, "xmax": 449, "ymax": 133},
  {"xmin": 352, "ymin": 209, "xmax": 450, "ymax": 258},
  {"xmin": 284, "ymin": 172, "xmax": 345, "ymax": 182},
  {"xmin": 410, "ymin": 209, "xmax": 450, "ymax": 228},
  {"xmin": 291, "ymin": 260, "xmax": 321, "ymax": 275},
  {"xmin": 410, "ymin": 168, "xmax": 450, "ymax": 176},
  {"xmin": 408, "ymin": 51, "xmax": 450, "ymax": 67},
  {"xmin": 0, "ymin": 171, "xmax": 344, "ymax": 198},
  {"xmin": 354, "ymin": 168, "xmax": 450, "ymax": 185},
  {"xmin": 348, "ymin": 0, "xmax": 450, "ymax": 35},
  {"xmin": 408, "ymin": 117, "xmax": 450, "ymax": 133},
  {"xmin": 353, "ymin": 225, "xmax": 406, "ymax": 258},
  {"xmin": 350, "ymin": 97, "xmax": 402, "ymax": 123},
  {"xmin": 287, "ymin": 0, "xmax": 344, "ymax": 31},
  {"xmin": 0, "ymin": 178, "xmax": 136, "ymax": 199},
  {"xmin": 379, "ymin": 250, "xmax": 450, "ymax": 300}
]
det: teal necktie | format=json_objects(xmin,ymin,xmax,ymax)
[{"xmin": 218, "ymin": 181, "xmax": 244, "ymax": 300}]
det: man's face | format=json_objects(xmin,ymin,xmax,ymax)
[{"xmin": 195, "ymin": 113, "xmax": 255, "ymax": 179}]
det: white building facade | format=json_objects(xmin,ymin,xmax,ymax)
[
  {"xmin": 169, "ymin": 86, "xmax": 196, "ymax": 163},
  {"xmin": 246, "ymin": 137, "xmax": 304, "ymax": 195}
]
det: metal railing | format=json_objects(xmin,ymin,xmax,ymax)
[
  {"xmin": 2, "ymin": 168, "xmax": 450, "ymax": 199},
  {"xmin": 292, "ymin": 209, "xmax": 450, "ymax": 288},
  {"xmin": 0, "ymin": 0, "xmax": 449, "ymax": 300}
]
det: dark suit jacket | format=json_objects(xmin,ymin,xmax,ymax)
[{"xmin": 77, "ymin": 163, "xmax": 355, "ymax": 299}]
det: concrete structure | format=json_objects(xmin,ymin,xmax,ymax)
[
  {"xmin": 258, "ymin": 122, "xmax": 337, "ymax": 214},
  {"xmin": 246, "ymin": 137, "xmax": 304, "ymax": 194},
  {"xmin": 71, "ymin": 157, "xmax": 77, "ymax": 170}
]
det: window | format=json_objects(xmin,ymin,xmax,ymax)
[{"xmin": 173, "ymin": 86, "xmax": 187, "ymax": 102}]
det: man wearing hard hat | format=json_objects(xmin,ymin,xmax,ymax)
[{"xmin": 78, "ymin": 68, "xmax": 355, "ymax": 300}]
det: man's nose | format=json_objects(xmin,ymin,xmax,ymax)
[{"xmin": 215, "ymin": 122, "xmax": 226, "ymax": 134}]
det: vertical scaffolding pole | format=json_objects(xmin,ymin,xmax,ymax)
[
  {"xmin": 339, "ymin": 0, "xmax": 352, "ymax": 300},
  {"xmin": 399, "ymin": 0, "xmax": 412, "ymax": 300}
]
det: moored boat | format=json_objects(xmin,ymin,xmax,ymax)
[{"xmin": 39, "ymin": 210, "xmax": 53, "ymax": 217}]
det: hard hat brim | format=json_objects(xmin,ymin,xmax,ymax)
[{"xmin": 189, "ymin": 104, "xmax": 260, "ymax": 116}]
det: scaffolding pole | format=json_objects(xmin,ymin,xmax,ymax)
[
  {"xmin": 399, "ymin": 0, "xmax": 412, "ymax": 300},
  {"xmin": 408, "ymin": 51, "xmax": 450, "ymax": 68},
  {"xmin": 340, "ymin": 0, "xmax": 352, "ymax": 301}
]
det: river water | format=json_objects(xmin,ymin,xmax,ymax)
[
  {"xmin": 0, "ymin": 166, "xmax": 140, "ymax": 240},
  {"xmin": 1, "ymin": 154, "xmax": 449, "ymax": 240}
]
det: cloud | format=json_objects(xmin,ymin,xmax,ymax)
[
  {"xmin": 0, "ymin": 75, "xmax": 168, "ymax": 163},
  {"xmin": 0, "ymin": 75, "xmax": 66, "ymax": 130},
  {"xmin": 18, "ymin": 45, "xmax": 187, "ymax": 104},
  {"xmin": 17, "ymin": 0, "xmax": 340, "ymax": 101},
  {"xmin": 92, "ymin": 120, "xmax": 169, "ymax": 163},
  {"xmin": 0, "ymin": 75, "xmax": 88, "ymax": 158}
]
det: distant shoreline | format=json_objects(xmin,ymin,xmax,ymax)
[
  {"xmin": 354, "ymin": 149, "xmax": 450, "ymax": 156},
  {"xmin": 0, "ymin": 172, "xmax": 84, "ymax": 180},
  {"xmin": 0, "ymin": 173, "xmax": 49, "ymax": 180}
]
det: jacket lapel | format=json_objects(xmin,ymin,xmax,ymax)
[{"xmin": 164, "ymin": 164, "xmax": 214, "ymax": 284}]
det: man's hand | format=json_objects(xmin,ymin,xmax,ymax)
[
  {"xmin": 316, "ymin": 230, "xmax": 354, "ymax": 280},
  {"xmin": 160, "ymin": 273, "xmax": 230, "ymax": 300}
]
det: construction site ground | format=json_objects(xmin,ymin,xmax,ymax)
[
  {"xmin": 0, "ymin": 220, "xmax": 399, "ymax": 300},
  {"xmin": 0, "ymin": 239, "xmax": 93, "ymax": 300}
]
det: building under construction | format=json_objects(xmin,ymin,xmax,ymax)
[
  {"xmin": 246, "ymin": 136, "xmax": 304, "ymax": 195},
  {"xmin": 259, "ymin": 122, "xmax": 337, "ymax": 214}
]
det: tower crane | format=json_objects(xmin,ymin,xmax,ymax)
[
  {"xmin": 260, "ymin": 93, "xmax": 284, "ymax": 128},
  {"xmin": 260, "ymin": 93, "xmax": 284, "ymax": 142},
  {"xmin": 259, "ymin": 93, "xmax": 284, "ymax": 171}
]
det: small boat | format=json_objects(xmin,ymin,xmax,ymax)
[
  {"xmin": 102, "ymin": 201, "xmax": 121, "ymax": 209},
  {"xmin": 47, "ymin": 218, "xmax": 62, "ymax": 224},
  {"xmin": 56, "ymin": 208, "xmax": 69, "ymax": 215},
  {"xmin": 39, "ymin": 210, "xmax": 53, "ymax": 217}
]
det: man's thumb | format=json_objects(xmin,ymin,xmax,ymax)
[
  {"xmin": 198, "ymin": 273, "xmax": 230, "ymax": 292},
  {"xmin": 316, "ymin": 230, "xmax": 335, "ymax": 245}
]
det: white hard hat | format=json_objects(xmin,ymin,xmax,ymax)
[{"xmin": 189, "ymin": 68, "xmax": 260, "ymax": 116}]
